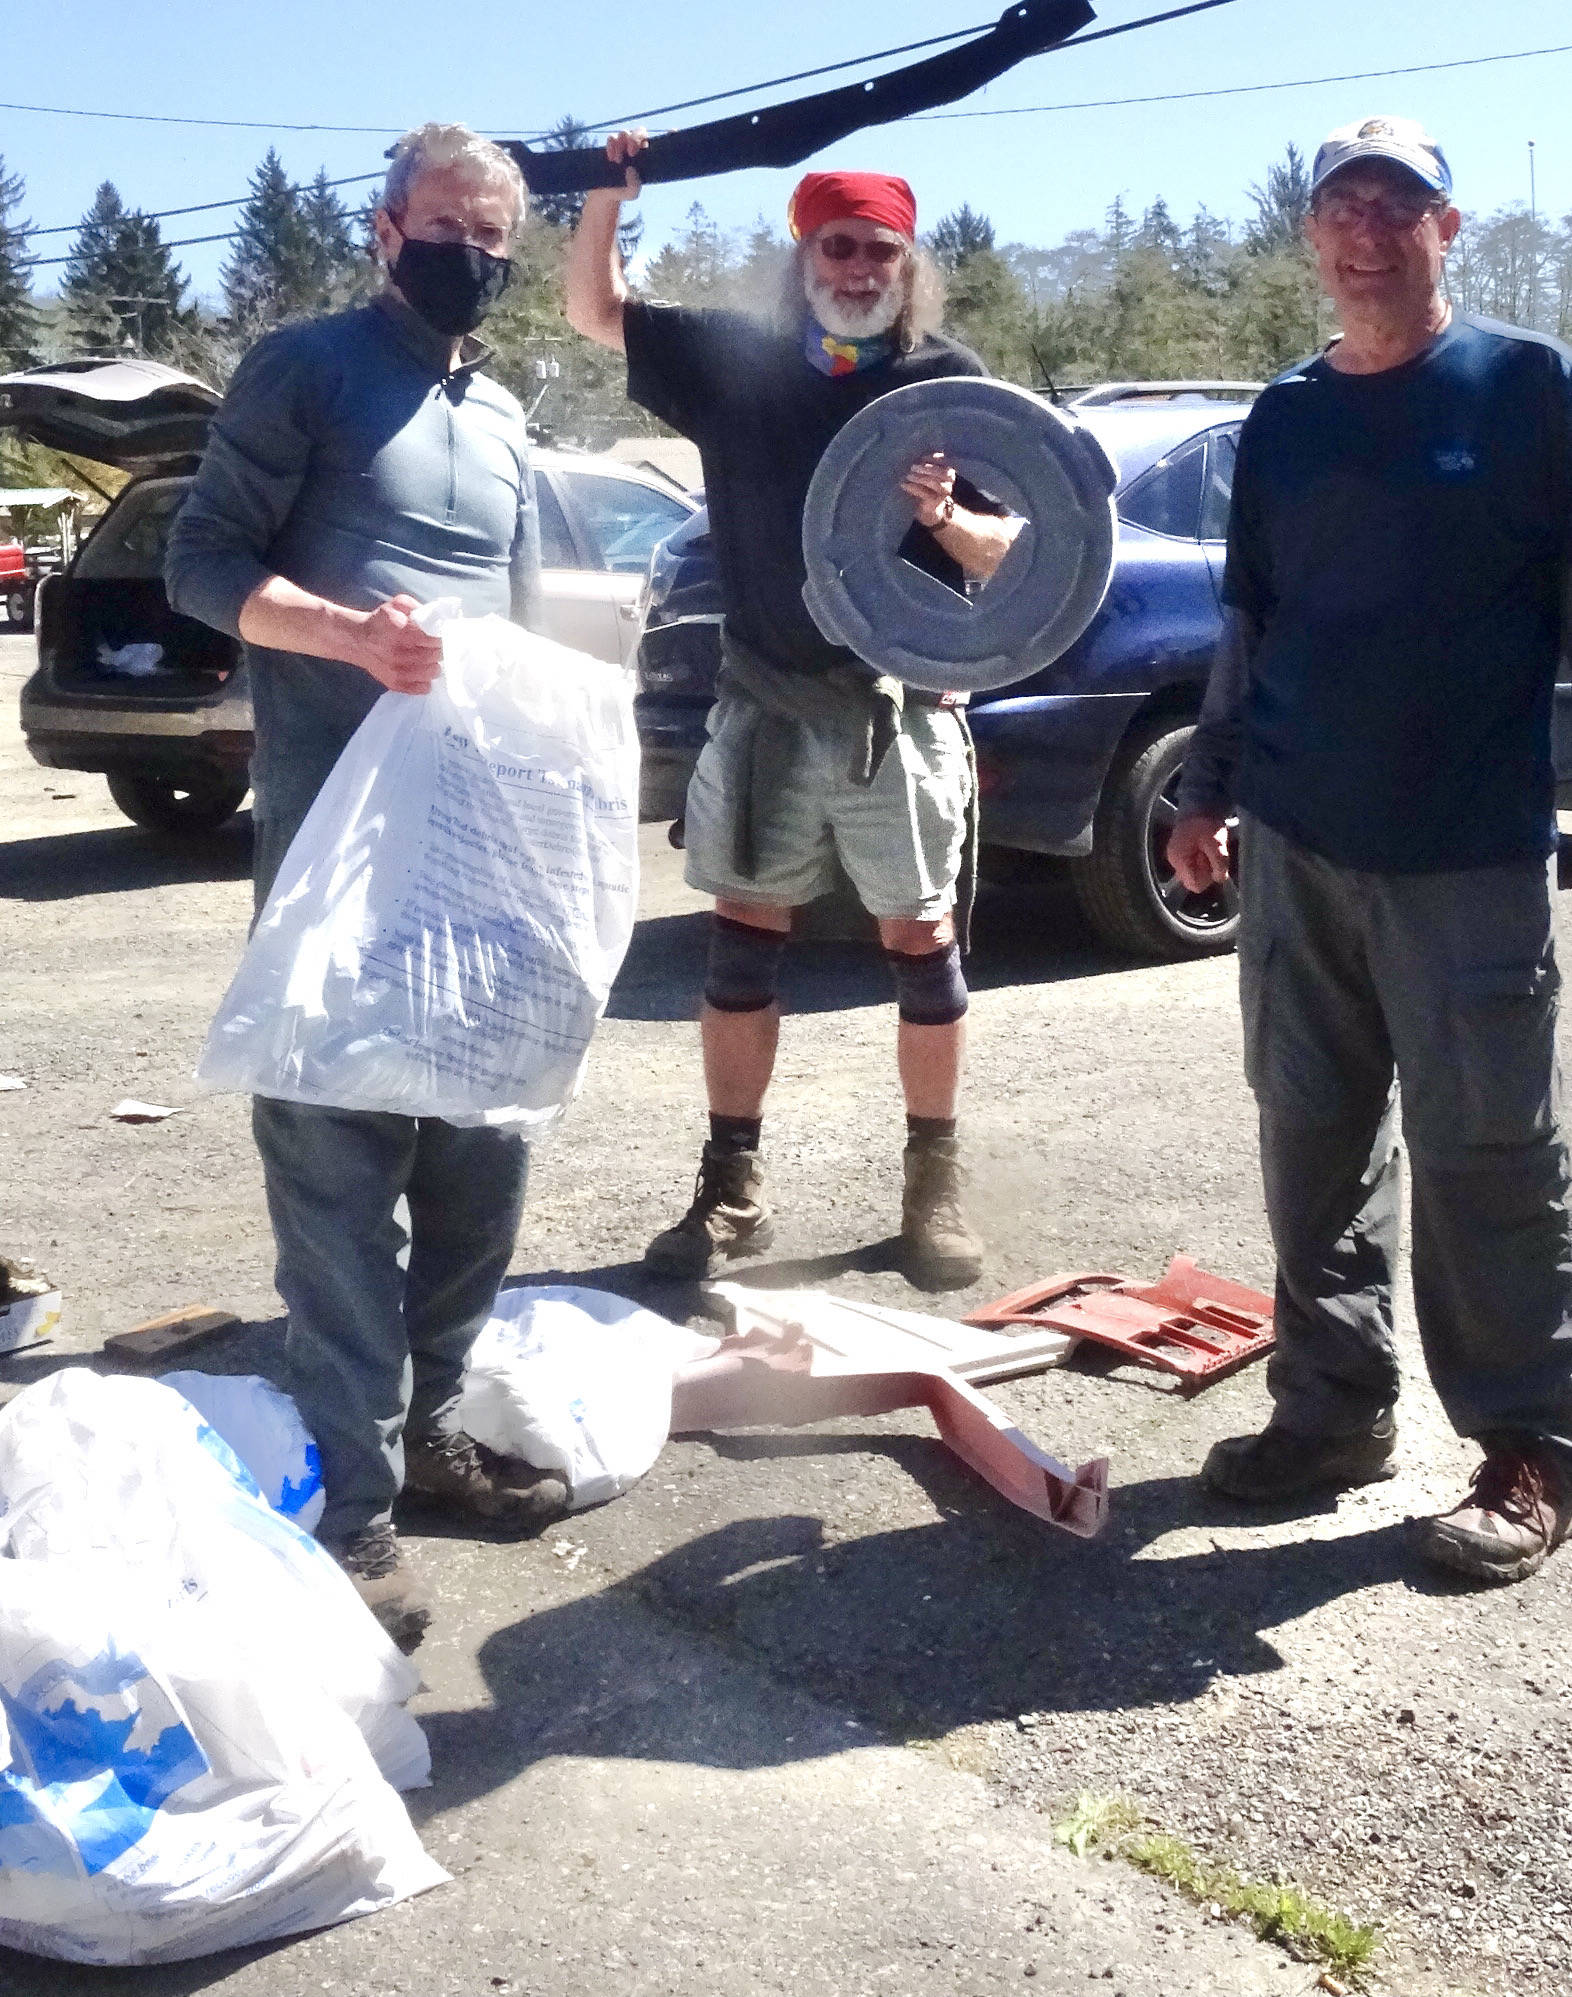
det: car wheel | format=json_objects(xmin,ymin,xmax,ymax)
[
  {"xmin": 5, "ymin": 588, "xmax": 32, "ymax": 632},
  {"xmin": 1069, "ymin": 718, "xmax": 1240, "ymax": 959},
  {"xmin": 105, "ymin": 769, "xmax": 250, "ymax": 836}
]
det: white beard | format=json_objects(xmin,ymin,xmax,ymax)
[{"xmin": 806, "ymin": 272, "xmax": 904, "ymax": 341}]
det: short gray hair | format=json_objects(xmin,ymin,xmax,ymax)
[{"xmin": 381, "ymin": 122, "xmax": 527, "ymax": 232}]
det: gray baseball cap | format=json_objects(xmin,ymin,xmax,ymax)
[{"xmin": 1312, "ymin": 115, "xmax": 1453, "ymax": 199}]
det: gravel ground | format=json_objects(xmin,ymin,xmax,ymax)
[{"xmin": 3, "ymin": 633, "xmax": 1569, "ymax": 1994}]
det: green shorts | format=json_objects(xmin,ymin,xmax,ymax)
[{"xmin": 683, "ymin": 688, "xmax": 972, "ymax": 919}]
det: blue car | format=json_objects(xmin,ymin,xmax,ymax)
[{"xmin": 634, "ymin": 388, "xmax": 1256, "ymax": 959}]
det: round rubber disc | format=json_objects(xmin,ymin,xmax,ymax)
[{"xmin": 800, "ymin": 376, "xmax": 1118, "ymax": 694}]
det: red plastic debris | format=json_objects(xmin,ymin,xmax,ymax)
[{"xmin": 964, "ymin": 1255, "xmax": 1275, "ymax": 1394}]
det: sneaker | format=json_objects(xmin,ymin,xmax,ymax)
[
  {"xmin": 403, "ymin": 1429, "xmax": 569, "ymax": 1531},
  {"xmin": 331, "ymin": 1523, "xmax": 432, "ymax": 1654},
  {"xmin": 1202, "ymin": 1415, "xmax": 1397, "ymax": 1502},
  {"xmin": 1418, "ymin": 1445, "xmax": 1572, "ymax": 1585},
  {"xmin": 644, "ymin": 1141, "xmax": 774, "ymax": 1279},
  {"xmin": 900, "ymin": 1136, "xmax": 984, "ymax": 1289}
]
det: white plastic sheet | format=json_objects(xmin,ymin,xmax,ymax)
[
  {"xmin": 0, "ymin": 1371, "xmax": 444, "ymax": 1964},
  {"xmin": 159, "ymin": 1370, "xmax": 326, "ymax": 1533},
  {"xmin": 196, "ymin": 604, "xmax": 639, "ymax": 1131},
  {"xmin": 459, "ymin": 1286, "xmax": 718, "ymax": 1510}
]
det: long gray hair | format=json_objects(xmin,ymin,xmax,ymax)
[{"xmin": 776, "ymin": 240, "xmax": 946, "ymax": 353}]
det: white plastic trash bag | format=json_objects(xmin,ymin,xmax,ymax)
[
  {"xmin": 159, "ymin": 1370, "xmax": 326, "ymax": 1533},
  {"xmin": 459, "ymin": 1286, "xmax": 718, "ymax": 1510},
  {"xmin": 197, "ymin": 602, "xmax": 639, "ymax": 1131},
  {"xmin": 0, "ymin": 1371, "xmax": 444, "ymax": 1964}
]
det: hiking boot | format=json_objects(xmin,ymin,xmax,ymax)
[
  {"xmin": 1418, "ymin": 1444, "xmax": 1572, "ymax": 1585},
  {"xmin": 644, "ymin": 1141, "xmax": 774, "ymax": 1279},
  {"xmin": 1202, "ymin": 1415, "xmax": 1398, "ymax": 1502},
  {"xmin": 331, "ymin": 1523, "xmax": 432, "ymax": 1654},
  {"xmin": 402, "ymin": 1429, "xmax": 569, "ymax": 1531},
  {"xmin": 900, "ymin": 1136, "xmax": 984, "ymax": 1289}
]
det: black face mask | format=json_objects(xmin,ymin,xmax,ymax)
[{"xmin": 391, "ymin": 236, "xmax": 513, "ymax": 337}]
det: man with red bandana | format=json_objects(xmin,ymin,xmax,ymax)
[{"xmin": 568, "ymin": 135, "xmax": 1014, "ymax": 1289}]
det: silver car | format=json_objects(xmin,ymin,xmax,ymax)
[{"xmin": 0, "ymin": 358, "xmax": 695, "ymax": 834}]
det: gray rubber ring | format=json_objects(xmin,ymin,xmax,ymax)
[{"xmin": 800, "ymin": 376, "xmax": 1118, "ymax": 694}]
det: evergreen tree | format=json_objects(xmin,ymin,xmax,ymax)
[
  {"xmin": 0, "ymin": 157, "xmax": 38, "ymax": 370},
  {"xmin": 222, "ymin": 148, "xmax": 315, "ymax": 333},
  {"xmin": 531, "ymin": 117, "xmax": 594, "ymax": 232},
  {"xmin": 1137, "ymin": 197, "xmax": 1183, "ymax": 263},
  {"xmin": 1246, "ymin": 143, "xmax": 1313, "ymax": 255},
  {"xmin": 529, "ymin": 117, "xmax": 641, "ymax": 259},
  {"xmin": 60, "ymin": 183, "xmax": 191, "ymax": 358},
  {"xmin": 1104, "ymin": 196, "xmax": 1135, "ymax": 261},
  {"xmin": 299, "ymin": 168, "xmax": 366, "ymax": 311},
  {"xmin": 61, "ymin": 182, "xmax": 128, "ymax": 354},
  {"xmin": 929, "ymin": 204, "xmax": 996, "ymax": 272}
]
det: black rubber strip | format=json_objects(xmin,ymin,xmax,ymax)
[{"xmin": 505, "ymin": 1, "xmax": 1096, "ymax": 196}]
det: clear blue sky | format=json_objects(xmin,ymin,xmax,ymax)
[{"xmin": 8, "ymin": 0, "xmax": 1570, "ymax": 303}]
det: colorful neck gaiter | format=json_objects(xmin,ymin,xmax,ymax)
[{"xmin": 804, "ymin": 315, "xmax": 895, "ymax": 378}]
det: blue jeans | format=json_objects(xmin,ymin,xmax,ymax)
[{"xmin": 252, "ymin": 1096, "xmax": 528, "ymax": 1543}]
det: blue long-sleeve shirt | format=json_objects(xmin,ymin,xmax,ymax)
[
  {"xmin": 166, "ymin": 293, "xmax": 541, "ymax": 840},
  {"xmin": 1177, "ymin": 314, "xmax": 1572, "ymax": 871}
]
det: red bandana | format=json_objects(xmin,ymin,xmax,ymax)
[{"xmin": 787, "ymin": 172, "xmax": 917, "ymax": 243}]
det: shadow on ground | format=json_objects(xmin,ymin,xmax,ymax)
[
  {"xmin": 608, "ymin": 879, "xmax": 1148, "ymax": 1024},
  {"xmin": 0, "ymin": 814, "xmax": 254, "ymax": 902},
  {"xmin": 418, "ymin": 1453, "xmax": 1457, "ymax": 1820}
]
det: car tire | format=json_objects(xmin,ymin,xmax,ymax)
[
  {"xmin": 5, "ymin": 588, "xmax": 32, "ymax": 632},
  {"xmin": 106, "ymin": 768, "xmax": 250, "ymax": 836},
  {"xmin": 1069, "ymin": 718, "xmax": 1240, "ymax": 959}
]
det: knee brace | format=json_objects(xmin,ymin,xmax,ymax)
[
  {"xmin": 886, "ymin": 941, "xmax": 969, "ymax": 1026},
  {"xmin": 705, "ymin": 914, "xmax": 787, "ymax": 1014}
]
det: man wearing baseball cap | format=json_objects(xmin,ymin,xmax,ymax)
[
  {"xmin": 1168, "ymin": 116, "xmax": 1572, "ymax": 1584},
  {"xmin": 568, "ymin": 136, "xmax": 1016, "ymax": 1289}
]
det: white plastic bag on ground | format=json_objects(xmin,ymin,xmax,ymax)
[
  {"xmin": 0, "ymin": 1371, "xmax": 444, "ymax": 1964},
  {"xmin": 196, "ymin": 603, "xmax": 639, "ymax": 1131},
  {"xmin": 459, "ymin": 1286, "xmax": 718, "ymax": 1510},
  {"xmin": 159, "ymin": 1370, "xmax": 326, "ymax": 1533}
]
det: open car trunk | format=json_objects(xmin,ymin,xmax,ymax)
[
  {"xmin": 0, "ymin": 366, "xmax": 242, "ymax": 705},
  {"xmin": 38, "ymin": 575, "xmax": 238, "ymax": 700}
]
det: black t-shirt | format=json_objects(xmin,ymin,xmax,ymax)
[
  {"xmin": 1225, "ymin": 313, "xmax": 1572, "ymax": 872},
  {"xmin": 625, "ymin": 300, "xmax": 990, "ymax": 674}
]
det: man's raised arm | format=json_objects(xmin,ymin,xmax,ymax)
[{"xmin": 564, "ymin": 131, "xmax": 647, "ymax": 353}]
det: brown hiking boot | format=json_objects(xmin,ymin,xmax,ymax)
[
  {"xmin": 1202, "ymin": 1416, "xmax": 1397, "ymax": 1502},
  {"xmin": 644, "ymin": 1142, "xmax": 775, "ymax": 1279},
  {"xmin": 402, "ymin": 1429, "xmax": 569, "ymax": 1531},
  {"xmin": 331, "ymin": 1523, "xmax": 432, "ymax": 1654},
  {"xmin": 900, "ymin": 1136, "xmax": 984, "ymax": 1289},
  {"xmin": 1419, "ymin": 1444, "xmax": 1572, "ymax": 1585}
]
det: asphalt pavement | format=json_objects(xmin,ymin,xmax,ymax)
[{"xmin": 2, "ymin": 631, "xmax": 1569, "ymax": 1997}]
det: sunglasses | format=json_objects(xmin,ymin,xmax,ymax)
[
  {"xmin": 1314, "ymin": 191, "xmax": 1442, "ymax": 233},
  {"xmin": 816, "ymin": 234, "xmax": 906, "ymax": 266}
]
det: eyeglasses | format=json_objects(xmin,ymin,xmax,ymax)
[
  {"xmin": 1314, "ymin": 190, "xmax": 1442, "ymax": 232},
  {"xmin": 816, "ymin": 234, "xmax": 906, "ymax": 266}
]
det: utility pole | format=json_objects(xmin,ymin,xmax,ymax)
[
  {"xmin": 1528, "ymin": 140, "xmax": 1538, "ymax": 328},
  {"xmin": 106, "ymin": 295, "xmax": 168, "ymax": 356}
]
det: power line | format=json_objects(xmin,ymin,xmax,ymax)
[
  {"xmin": 24, "ymin": 172, "xmax": 384, "ymax": 242},
  {"xmin": 19, "ymin": 4, "xmax": 1236, "ymax": 250},
  {"xmin": 0, "ymin": 101, "xmax": 408, "ymax": 136},
  {"xmin": 573, "ymin": 2, "xmax": 1241, "ymax": 132},
  {"xmin": 4, "ymin": 3, "xmax": 1233, "ymax": 147},
  {"xmin": 17, "ymin": 20, "xmax": 1567, "ymax": 271},
  {"xmin": 915, "ymin": 36, "xmax": 1572, "ymax": 120}
]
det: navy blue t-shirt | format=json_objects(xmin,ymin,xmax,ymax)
[{"xmin": 1224, "ymin": 313, "xmax": 1572, "ymax": 872}]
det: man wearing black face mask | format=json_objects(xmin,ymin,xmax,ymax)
[{"xmin": 167, "ymin": 123, "xmax": 555, "ymax": 1653}]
